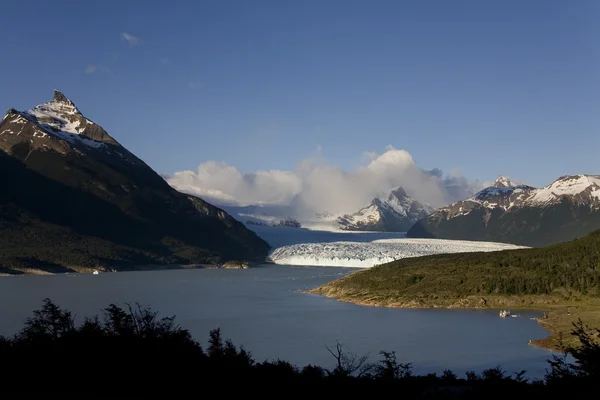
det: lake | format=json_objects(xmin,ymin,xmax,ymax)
[{"xmin": 0, "ymin": 264, "xmax": 554, "ymax": 378}]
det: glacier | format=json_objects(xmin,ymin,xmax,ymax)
[{"xmin": 268, "ymin": 238, "xmax": 527, "ymax": 268}]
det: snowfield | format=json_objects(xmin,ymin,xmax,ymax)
[{"xmin": 268, "ymin": 238, "xmax": 527, "ymax": 268}]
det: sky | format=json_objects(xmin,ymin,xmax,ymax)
[{"xmin": 1, "ymin": 0, "xmax": 599, "ymax": 208}]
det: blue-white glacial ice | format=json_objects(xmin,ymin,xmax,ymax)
[{"xmin": 268, "ymin": 238, "xmax": 527, "ymax": 267}]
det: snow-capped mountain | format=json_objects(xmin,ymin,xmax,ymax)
[
  {"xmin": 493, "ymin": 176, "xmax": 514, "ymax": 188},
  {"xmin": 425, "ymin": 176, "xmax": 536, "ymax": 219},
  {"xmin": 1, "ymin": 90, "xmax": 144, "ymax": 166},
  {"xmin": 525, "ymin": 174, "xmax": 600, "ymax": 207},
  {"xmin": 336, "ymin": 187, "xmax": 433, "ymax": 232},
  {"xmin": 0, "ymin": 91, "xmax": 268, "ymax": 272},
  {"xmin": 408, "ymin": 175, "xmax": 600, "ymax": 247}
]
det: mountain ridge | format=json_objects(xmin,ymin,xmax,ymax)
[
  {"xmin": 407, "ymin": 175, "xmax": 600, "ymax": 247},
  {"xmin": 0, "ymin": 91, "xmax": 269, "ymax": 273},
  {"xmin": 335, "ymin": 186, "xmax": 433, "ymax": 232}
]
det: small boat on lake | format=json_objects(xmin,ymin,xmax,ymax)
[{"xmin": 499, "ymin": 310, "xmax": 511, "ymax": 318}]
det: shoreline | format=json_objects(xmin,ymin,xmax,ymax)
[
  {"xmin": 306, "ymin": 286, "xmax": 600, "ymax": 352},
  {"xmin": 0, "ymin": 260, "xmax": 263, "ymax": 276}
]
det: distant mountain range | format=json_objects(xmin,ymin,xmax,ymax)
[
  {"xmin": 408, "ymin": 175, "xmax": 600, "ymax": 247},
  {"xmin": 0, "ymin": 90, "xmax": 269, "ymax": 273},
  {"xmin": 221, "ymin": 186, "xmax": 432, "ymax": 233},
  {"xmin": 194, "ymin": 171, "xmax": 600, "ymax": 247}
]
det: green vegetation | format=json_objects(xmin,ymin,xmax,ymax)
[
  {"xmin": 311, "ymin": 230, "xmax": 600, "ymax": 349},
  {"xmin": 0, "ymin": 147, "xmax": 269, "ymax": 274},
  {"xmin": 1, "ymin": 299, "xmax": 598, "ymax": 396}
]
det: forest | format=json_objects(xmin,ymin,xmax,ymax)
[{"xmin": 313, "ymin": 229, "xmax": 600, "ymax": 303}]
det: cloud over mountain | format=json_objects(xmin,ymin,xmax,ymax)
[{"xmin": 166, "ymin": 146, "xmax": 484, "ymax": 216}]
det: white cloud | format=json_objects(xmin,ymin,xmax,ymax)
[
  {"xmin": 169, "ymin": 162, "xmax": 302, "ymax": 207},
  {"xmin": 121, "ymin": 32, "xmax": 141, "ymax": 46},
  {"xmin": 361, "ymin": 151, "xmax": 378, "ymax": 161},
  {"xmin": 167, "ymin": 147, "xmax": 485, "ymax": 216},
  {"xmin": 85, "ymin": 64, "xmax": 97, "ymax": 74}
]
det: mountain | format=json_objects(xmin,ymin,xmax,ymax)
[
  {"xmin": 407, "ymin": 175, "xmax": 600, "ymax": 247},
  {"xmin": 336, "ymin": 187, "xmax": 433, "ymax": 232},
  {"xmin": 0, "ymin": 90, "xmax": 269, "ymax": 273}
]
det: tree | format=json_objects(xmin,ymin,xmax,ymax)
[
  {"xmin": 19, "ymin": 298, "xmax": 75, "ymax": 341},
  {"xmin": 375, "ymin": 350, "xmax": 412, "ymax": 380},
  {"xmin": 326, "ymin": 341, "xmax": 373, "ymax": 377},
  {"xmin": 547, "ymin": 319, "xmax": 600, "ymax": 382}
]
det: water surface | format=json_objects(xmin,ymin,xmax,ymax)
[{"xmin": 0, "ymin": 265, "xmax": 553, "ymax": 378}]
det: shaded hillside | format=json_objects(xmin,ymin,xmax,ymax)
[{"xmin": 0, "ymin": 91, "xmax": 269, "ymax": 273}]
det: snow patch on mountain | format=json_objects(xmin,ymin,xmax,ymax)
[
  {"xmin": 268, "ymin": 238, "xmax": 527, "ymax": 268},
  {"xmin": 526, "ymin": 175, "xmax": 600, "ymax": 205},
  {"xmin": 6, "ymin": 90, "xmax": 111, "ymax": 149},
  {"xmin": 493, "ymin": 176, "xmax": 514, "ymax": 188},
  {"xmin": 0, "ymin": 91, "xmax": 143, "ymax": 167},
  {"xmin": 26, "ymin": 90, "xmax": 88, "ymax": 134},
  {"xmin": 466, "ymin": 185, "xmax": 535, "ymax": 210}
]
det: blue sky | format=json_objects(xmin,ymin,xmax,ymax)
[{"xmin": 1, "ymin": 0, "xmax": 599, "ymax": 188}]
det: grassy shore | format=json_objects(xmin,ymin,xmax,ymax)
[
  {"xmin": 0, "ymin": 261, "xmax": 255, "ymax": 275},
  {"xmin": 309, "ymin": 279, "xmax": 600, "ymax": 351},
  {"xmin": 308, "ymin": 230, "xmax": 600, "ymax": 352}
]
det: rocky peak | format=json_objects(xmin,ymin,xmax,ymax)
[
  {"xmin": 34, "ymin": 89, "xmax": 82, "ymax": 117},
  {"xmin": 0, "ymin": 91, "xmax": 122, "ymax": 156},
  {"xmin": 337, "ymin": 185, "xmax": 432, "ymax": 232},
  {"xmin": 493, "ymin": 176, "xmax": 514, "ymax": 188},
  {"xmin": 389, "ymin": 186, "xmax": 408, "ymax": 200},
  {"xmin": 53, "ymin": 89, "xmax": 74, "ymax": 105}
]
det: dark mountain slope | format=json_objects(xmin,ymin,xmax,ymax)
[{"xmin": 0, "ymin": 91, "xmax": 269, "ymax": 273}]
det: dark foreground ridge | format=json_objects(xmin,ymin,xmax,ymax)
[{"xmin": 0, "ymin": 299, "xmax": 598, "ymax": 396}]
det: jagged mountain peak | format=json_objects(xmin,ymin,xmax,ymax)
[
  {"xmin": 32, "ymin": 90, "xmax": 83, "ymax": 122},
  {"xmin": 53, "ymin": 89, "xmax": 77, "ymax": 106},
  {"xmin": 389, "ymin": 186, "xmax": 408, "ymax": 200},
  {"xmin": 337, "ymin": 186, "xmax": 432, "ymax": 232},
  {"xmin": 493, "ymin": 176, "xmax": 514, "ymax": 188},
  {"xmin": 0, "ymin": 91, "xmax": 120, "ymax": 150}
]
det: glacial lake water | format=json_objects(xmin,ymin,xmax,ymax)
[{"xmin": 0, "ymin": 265, "xmax": 554, "ymax": 379}]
